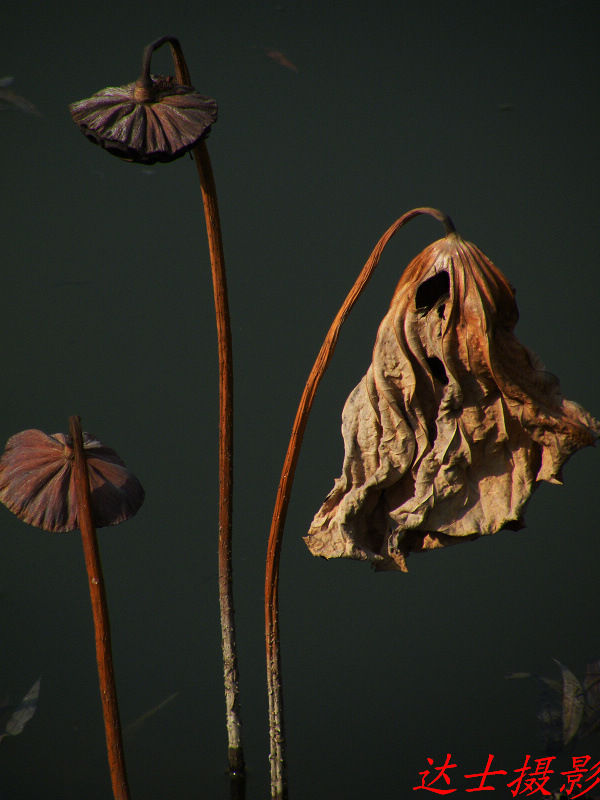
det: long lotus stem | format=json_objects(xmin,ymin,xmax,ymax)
[
  {"xmin": 264, "ymin": 208, "xmax": 455, "ymax": 799},
  {"xmin": 69, "ymin": 415, "xmax": 130, "ymax": 800},
  {"xmin": 167, "ymin": 40, "xmax": 244, "ymax": 777}
]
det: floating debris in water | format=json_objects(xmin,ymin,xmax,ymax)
[
  {"xmin": 124, "ymin": 691, "xmax": 179, "ymax": 737},
  {"xmin": 0, "ymin": 77, "xmax": 41, "ymax": 115},
  {"xmin": 507, "ymin": 656, "xmax": 600, "ymax": 753},
  {"xmin": 0, "ymin": 677, "xmax": 41, "ymax": 744},
  {"xmin": 265, "ymin": 48, "xmax": 298, "ymax": 73}
]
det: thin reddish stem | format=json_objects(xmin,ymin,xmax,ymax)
[
  {"xmin": 69, "ymin": 415, "xmax": 130, "ymax": 800},
  {"xmin": 264, "ymin": 208, "xmax": 454, "ymax": 799},
  {"xmin": 168, "ymin": 42, "xmax": 244, "ymax": 776}
]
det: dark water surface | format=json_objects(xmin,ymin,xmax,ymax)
[{"xmin": 1, "ymin": 1, "xmax": 599, "ymax": 798}]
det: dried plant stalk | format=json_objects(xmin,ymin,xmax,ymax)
[
  {"xmin": 167, "ymin": 40, "xmax": 244, "ymax": 777},
  {"xmin": 265, "ymin": 208, "xmax": 453, "ymax": 799},
  {"xmin": 194, "ymin": 141, "xmax": 243, "ymax": 774},
  {"xmin": 70, "ymin": 36, "xmax": 244, "ymax": 788},
  {"xmin": 70, "ymin": 35, "xmax": 243, "ymax": 779},
  {"xmin": 69, "ymin": 415, "xmax": 130, "ymax": 800}
]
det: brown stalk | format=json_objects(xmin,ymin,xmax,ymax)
[
  {"xmin": 264, "ymin": 208, "xmax": 454, "ymax": 799},
  {"xmin": 69, "ymin": 415, "xmax": 130, "ymax": 800},
  {"xmin": 167, "ymin": 40, "xmax": 244, "ymax": 777}
]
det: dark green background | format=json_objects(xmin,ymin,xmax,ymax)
[{"xmin": 1, "ymin": 1, "xmax": 599, "ymax": 797}]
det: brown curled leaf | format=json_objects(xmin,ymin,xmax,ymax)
[{"xmin": 305, "ymin": 230, "xmax": 600, "ymax": 571}]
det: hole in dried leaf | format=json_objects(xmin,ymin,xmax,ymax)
[
  {"xmin": 427, "ymin": 420, "xmax": 438, "ymax": 443},
  {"xmin": 425, "ymin": 356, "xmax": 448, "ymax": 385},
  {"xmin": 415, "ymin": 270, "xmax": 450, "ymax": 313}
]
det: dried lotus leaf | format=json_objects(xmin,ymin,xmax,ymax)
[
  {"xmin": 69, "ymin": 76, "xmax": 217, "ymax": 164},
  {"xmin": 305, "ymin": 232, "xmax": 600, "ymax": 571},
  {"xmin": 0, "ymin": 429, "xmax": 144, "ymax": 532}
]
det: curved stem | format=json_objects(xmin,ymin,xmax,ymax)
[
  {"xmin": 69, "ymin": 415, "xmax": 130, "ymax": 800},
  {"xmin": 168, "ymin": 42, "xmax": 245, "ymax": 778},
  {"xmin": 135, "ymin": 36, "xmax": 194, "ymax": 100},
  {"xmin": 264, "ymin": 207, "xmax": 454, "ymax": 799}
]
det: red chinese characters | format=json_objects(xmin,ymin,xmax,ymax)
[
  {"xmin": 413, "ymin": 754, "xmax": 600, "ymax": 796},
  {"xmin": 465, "ymin": 754, "xmax": 508, "ymax": 792},
  {"xmin": 413, "ymin": 754, "xmax": 458, "ymax": 794},
  {"xmin": 507, "ymin": 755, "xmax": 555, "ymax": 796},
  {"xmin": 560, "ymin": 756, "xmax": 600, "ymax": 799}
]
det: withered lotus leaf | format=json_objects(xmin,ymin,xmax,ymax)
[
  {"xmin": 0, "ymin": 429, "xmax": 144, "ymax": 532},
  {"xmin": 69, "ymin": 76, "xmax": 217, "ymax": 164},
  {"xmin": 305, "ymin": 229, "xmax": 600, "ymax": 571}
]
